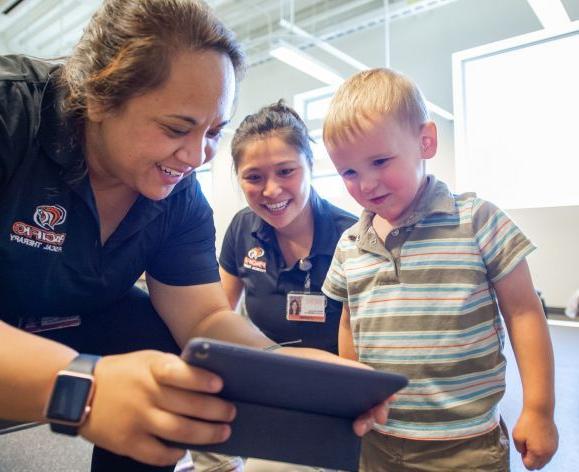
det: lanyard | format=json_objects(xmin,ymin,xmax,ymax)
[{"xmin": 298, "ymin": 258, "xmax": 312, "ymax": 293}]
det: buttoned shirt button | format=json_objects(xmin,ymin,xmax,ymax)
[
  {"xmin": 370, "ymin": 238, "xmax": 377, "ymax": 245},
  {"xmin": 392, "ymin": 229, "xmax": 399, "ymax": 236}
]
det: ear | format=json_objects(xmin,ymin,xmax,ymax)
[
  {"xmin": 86, "ymin": 98, "xmax": 108, "ymax": 123},
  {"xmin": 419, "ymin": 121, "xmax": 437, "ymax": 159}
]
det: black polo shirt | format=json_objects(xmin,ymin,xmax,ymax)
[
  {"xmin": 0, "ymin": 55, "xmax": 219, "ymax": 326},
  {"xmin": 219, "ymin": 191, "xmax": 357, "ymax": 353}
]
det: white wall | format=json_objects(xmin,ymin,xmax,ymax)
[{"xmin": 212, "ymin": 0, "xmax": 579, "ymax": 307}]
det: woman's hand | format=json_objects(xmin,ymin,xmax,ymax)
[{"xmin": 80, "ymin": 351, "xmax": 235, "ymax": 466}]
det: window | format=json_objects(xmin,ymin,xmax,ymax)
[
  {"xmin": 195, "ymin": 163, "xmax": 214, "ymax": 206},
  {"xmin": 453, "ymin": 22, "xmax": 579, "ymax": 209},
  {"xmin": 294, "ymin": 87, "xmax": 362, "ymax": 215}
]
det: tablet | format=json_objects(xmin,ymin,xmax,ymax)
[
  {"xmin": 181, "ymin": 337, "xmax": 408, "ymax": 418},
  {"xmin": 170, "ymin": 338, "xmax": 408, "ymax": 471}
]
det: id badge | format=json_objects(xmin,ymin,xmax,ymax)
[
  {"xmin": 286, "ymin": 292, "xmax": 326, "ymax": 323},
  {"xmin": 19, "ymin": 316, "xmax": 81, "ymax": 334}
]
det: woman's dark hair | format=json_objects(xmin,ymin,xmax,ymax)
[
  {"xmin": 59, "ymin": 0, "xmax": 245, "ymax": 125},
  {"xmin": 231, "ymin": 99, "xmax": 314, "ymax": 172}
]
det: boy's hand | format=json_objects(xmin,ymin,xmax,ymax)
[
  {"xmin": 353, "ymin": 400, "xmax": 390, "ymax": 436},
  {"xmin": 513, "ymin": 409, "xmax": 558, "ymax": 470}
]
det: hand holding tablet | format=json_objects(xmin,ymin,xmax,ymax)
[{"xmin": 169, "ymin": 338, "xmax": 407, "ymax": 471}]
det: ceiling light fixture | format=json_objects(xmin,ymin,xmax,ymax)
[
  {"xmin": 269, "ymin": 42, "xmax": 344, "ymax": 86},
  {"xmin": 273, "ymin": 24, "xmax": 454, "ymax": 121}
]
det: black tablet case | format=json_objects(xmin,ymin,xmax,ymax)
[{"xmin": 171, "ymin": 338, "xmax": 408, "ymax": 471}]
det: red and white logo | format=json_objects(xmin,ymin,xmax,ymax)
[
  {"xmin": 33, "ymin": 205, "xmax": 67, "ymax": 230},
  {"xmin": 244, "ymin": 246, "xmax": 266, "ymax": 272},
  {"xmin": 9, "ymin": 204, "xmax": 68, "ymax": 252}
]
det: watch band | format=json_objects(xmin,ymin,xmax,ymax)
[{"xmin": 49, "ymin": 354, "xmax": 100, "ymax": 436}]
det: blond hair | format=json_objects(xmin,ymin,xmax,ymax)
[{"xmin": 323, "ymin": 68, "xmax": 429, "ymax": 146}]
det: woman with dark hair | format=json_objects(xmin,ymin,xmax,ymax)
[
  {"xmin": 219, "ymin": 100, "xmax": 357, "ymax": 354},
  {"xmin": 289, "ymin": 298, "xmax": 301, "ymax": 316},
  {"xmin": 192, "ymin": 101, "xmax": 358, "ymax": 472},
  {"xmin": 0, "ymin": 2, "xmax": 386, "ymax": 472}
]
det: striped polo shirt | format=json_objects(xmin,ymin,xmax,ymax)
[{"xmin": 322, "ymin": 176, "xmax": 534, "ymax": 440}]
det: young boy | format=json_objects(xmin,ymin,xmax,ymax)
[{"xmin": 321, "ymin": 68, "xmax": 558, "ymax": 471}]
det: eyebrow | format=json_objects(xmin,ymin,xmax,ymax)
[{"xmin": 166, "ymin": 114, "xmax": 230, "ymax": 129}]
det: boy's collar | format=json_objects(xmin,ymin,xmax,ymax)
[{"xmin": 347, "ymin": 175, "xmax": 457, "ymax": 244}]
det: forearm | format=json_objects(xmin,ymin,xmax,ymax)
[
  {"xmin": 0, "ymin": 321, "xmax": 77, "ymax": 421},
  {"xmin": 191, "ymin": 308, "xmax": 273, "ymax": 349},
  {"xmin": 504, "ymin": 311, "xmax": 555, "ymax": 415},
  {"xmin": 193, "ymin": 309, "xmax": 357, "ymax": 365}
]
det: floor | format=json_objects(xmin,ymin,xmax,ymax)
[{"xmin": 0, "ymin": 323, "xmax": 577, "ymax": 472}]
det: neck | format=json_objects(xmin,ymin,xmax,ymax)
[
  {"xmin": 275, "ymin": 199, "xmax": 315, "ymax": 266},
  {"xmin": 276, "ymin": 199, "xmax": 314, "ymax": 241},
  {"xmin": 84, "ymin": 121, "xmax": 125, "ymax": 192}
]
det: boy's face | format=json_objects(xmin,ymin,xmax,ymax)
[{"xmin": 326, "ymin": 115, "xmax": 437, "ymax": 223}]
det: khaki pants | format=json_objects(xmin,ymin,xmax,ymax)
[
  {"xmin": 191, "ymin": 452, "xmax": 333, "ymax": 472},
  {"xmin": 359, "ymin": 420, "xmax": 510, "ymax": 472},
  {"xmin": 190, "ymin": 452, "xmax": 244, "ymax": 472}
]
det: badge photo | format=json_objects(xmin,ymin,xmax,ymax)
[{"xmin": 286, "ymin": 292, "xmax": 326, "ymax": 323}]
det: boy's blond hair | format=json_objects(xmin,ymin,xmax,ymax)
[{"xmin": 323, "ymin": 68, "xmax": 429, "ymax": 146}]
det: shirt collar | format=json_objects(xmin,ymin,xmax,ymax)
[{"xmin": 346, "ymin": 175, "xmax": 457, "ymax": 247}]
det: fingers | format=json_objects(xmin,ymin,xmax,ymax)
[
  {"xmin": 148, "ymin": 409, "xmax": 231, "ymax": 446},
  {"xmin": 151, "ymin": 353, "xmax": 223, "ymax": 393},
  {"xmin": 353, "ymin": 400, "xmax": 390, "ymax": 437},
  {"xmin": 523, "ymin": 451, "xmax": 548, "ymax": 471},
  {"xmin": 522, "ymin": 444, "xmax": 556, "ymax": 470},
  {"xmin": 128, "ymin": 436, "xmax": 188, "ymax": 467},
  {"xmin": 371, "ymin": 400, "xmax": 390, "ymax": 425},
  {"xmin": 514, "ymin": 435, "xmax": 527, "ymax": 454},
  {"xmin": 154, "ymin": 388, "xmax": 236, "ymax": 423}
]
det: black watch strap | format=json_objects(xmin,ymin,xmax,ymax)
[{"xmin": 49, "ymin": 354, "xmax": 100, "ymax": 436}]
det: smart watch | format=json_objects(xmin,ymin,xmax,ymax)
[{"xmin": 45, "ymin": 354, "xmax": 101, "ymax": 436}]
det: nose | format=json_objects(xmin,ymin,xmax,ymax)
[
  {"xmin": 262, "ymin": 177, "xmax": 282, "ymax": 199},
  {"xmin": 174, "ymin": 135, "xmax": 206, "ymax": 169},
  {"xmin": 359, "ymin": 174, "xmax": 378, "ymax": 195}
]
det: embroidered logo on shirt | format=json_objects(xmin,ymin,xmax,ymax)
[
  {"xmin": 244, "ymin": 246, "xmax": 266, "ymax": 272},
  {"xmin": 9, "ymin": 204, "xmax": 68, "ymax": 253},
  {"xmin": 33, "ymin": 205, "xmax": 67, "ymax": 230}
]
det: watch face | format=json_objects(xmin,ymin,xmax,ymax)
[{"xmin": 46, "ymin": 374, "xmax": 93, "ymax": 423}]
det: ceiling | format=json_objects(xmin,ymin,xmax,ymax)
[{"xmin": 0, "ymin": 0, "xmax": 460, "ymax": 66}]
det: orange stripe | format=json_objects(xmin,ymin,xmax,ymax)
[
  {"xmin": 481, "ymin": 219, "xmax": 510, "ymax": 251},
  {"xmin": 352, "ymin": 259, "xmax": 387, "ymax": 270}
]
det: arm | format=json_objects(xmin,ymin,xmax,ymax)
[
  {"xmin": 0, "ymin": 320, "xmax": 234, "ymax": 466},
  {"xmin": 147, "ymin": 274, "xmax": 388, "ymax": 434},
  {"xmin": 494, "ymin": 259, "xmax": 558, "ymax": 470},
  {"xmin": 219, "ymin": 267, "xmax": 244, "ymax": 311},
  {"xmin": 147, "ymin": 276, "xmax": 270, "ymax": 349},
  {"xmin": 0, "ymin": 321, "xmax": 77, "ymax": 421},
  {"xmin": 338, "ymin": 304, "xmax": 357, "ymax": 360}
]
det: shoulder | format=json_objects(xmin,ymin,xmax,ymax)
[
  {"xmin": 0, "ymin": 55, "xmax": 60, "ymax": 132},
  {"xmin": 0, "ymin": 56, "xmax": 61, "ymax": 185},
  {"xmin": 225, "ymin": 206, "xmax": 256, "ymax": 228},
  {"xmin": 316, "ymin": 195, "xmax": 358, "ymax": 232},
  {"xmin": 163, "ymin": 175, "xmax": 214, "ymax": 225},
  {"xmin": 0, "ymin": 55, "xmax": 59, "ymax": 83},
  {"xmin": 0, "ymin": 55, "xmax": 58, "ymax": 110},
  {"xmin": 223, "ymin": 206, "xmax": 260, "ymax": 240}
]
